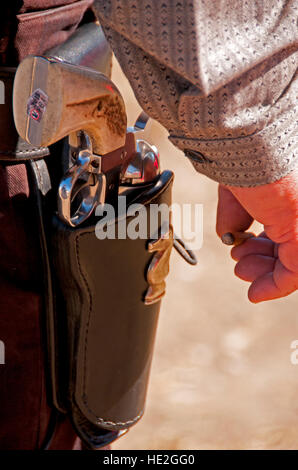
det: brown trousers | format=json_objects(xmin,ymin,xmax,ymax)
[{"xmin": 0, "ymin": 0, "xmax": 93, "ymax": 450}]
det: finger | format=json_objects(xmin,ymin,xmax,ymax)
[
  {"xmin": 248, "ymin": 259, "xmax": 298, "ymax": 303},
  {"xmin": 257, "ymin": 231, "xmax": 279, "ymax": 257},
  {"xmin": 278, "ymin": 240, "xmax": 298, "ymax": 273},
  {"xmin": 216, "ymin": 184, "xmax": 253, "ymax": 237},
  {"xmin": 221, "ymin": 231, "xmax": 255, "ymax": 246},
  {"xmin": 235, "ymin": 254, "xmax": 276, "ymax": 282},
  {"xmin": 231, "ymin": 237, "xmax": 275, "ymax": 261}
]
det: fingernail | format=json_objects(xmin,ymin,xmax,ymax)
[{"xmin": 221, "ymin": 232, "xmax": 235, "ymax": 245}]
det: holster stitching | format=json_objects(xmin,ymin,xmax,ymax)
[{"xmin": 0, "ymin": 147, "xmax": 48, "ymax": 155}]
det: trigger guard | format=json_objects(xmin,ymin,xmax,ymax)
[{"xmin": 58, "ymin": 151, "xmax": 106, "ymax": 227}]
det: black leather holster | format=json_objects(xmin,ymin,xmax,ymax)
[
  {"xmin": 49, "ymin": 171, "xmax": 174, "ymax": 448},
  {"xmin": 28, "ymin": 150, "xmax": 174, "ymax": 449}
]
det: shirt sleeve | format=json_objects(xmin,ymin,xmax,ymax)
[{"xmin": 93, "ymin": 0, "xmax": 298, "ymax": 187}]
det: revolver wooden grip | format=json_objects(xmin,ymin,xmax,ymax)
[{"xmin": 13, "ymin": 56, "xmax": 127, "ymax": 155}]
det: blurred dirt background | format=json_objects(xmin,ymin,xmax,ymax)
[{"xmin": 111, "ymin": 59, "xmax": 298, "ymax": 450}]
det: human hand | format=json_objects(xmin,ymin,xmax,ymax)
[{"xmin": 216, "ymin": 168, "xmax": 298, "ymax": 303}]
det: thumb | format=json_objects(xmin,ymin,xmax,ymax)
[{"xmin": 216, "ymin": 184, "xmax": 253, "ymax": 237}]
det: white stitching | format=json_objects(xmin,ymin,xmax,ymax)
[
  {"xmin": 95, "ymin": 411, "xmax": 143, "ymax": 427},
  {"xmin": 0, "ymin": 147, "xmax": 48, "ymax": 155}
]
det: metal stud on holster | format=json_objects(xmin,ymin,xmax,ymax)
[{"xmin": 12, "ymin": 50, "xmax": 182, "ymax": 449}]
